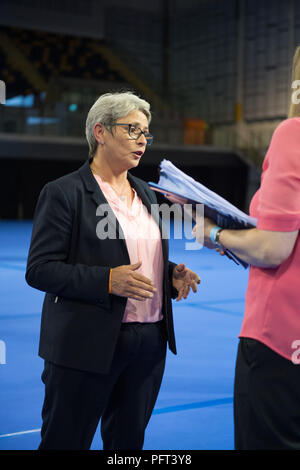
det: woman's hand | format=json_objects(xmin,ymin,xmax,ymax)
[
  {"xmin": 192, "ymin": 217, "xmax": 218, "ymax": 249},
  {"xmin": 110, "ymin": 261, "xmax": 156, "ymax": 301},
  {"xmin": 172, "ymin": 263, "xmax": 201, "ymax": 301}
]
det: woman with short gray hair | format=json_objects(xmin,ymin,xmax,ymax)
[
  {"xmin": 85, "ymin": 91, "xmax": 151, "ymax": 158},
  {"xmin": 26, "ymin": 90, "xmax": 200, "ymax": 450}
]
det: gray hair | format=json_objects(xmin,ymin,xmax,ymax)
[{"xmin": 85, "ymin": 91, "xmax": 151, "ymax": 157}]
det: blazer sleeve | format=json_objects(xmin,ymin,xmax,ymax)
[
  {"xmin": 168, "ymin": 261, "xmax": 179, "ymax": 299},
  {"xmin": 25, "ymin": 181, "xmax": 112, "ymax": 308}
]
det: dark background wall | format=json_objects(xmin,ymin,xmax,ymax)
[
  {"xmin": 2, "ymin": 0, "xmax": 296, "ymax": 220},
  {"xmin": 0, "ymin": 139, "xmax": 249, "ymax": 219}
]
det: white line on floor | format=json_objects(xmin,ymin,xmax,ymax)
[{"xmin": 0, "ymin": 428, "xmax": 40, "ymax": 438}]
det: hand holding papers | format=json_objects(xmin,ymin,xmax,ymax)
[{"xmin": 148, "ymin": 159, "xmax": 257, "ymax": 268}]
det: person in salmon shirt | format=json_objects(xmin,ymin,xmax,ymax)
[
  {"xmin": 192, "ymin": 49, "xmax": 300, "ymax": 449},
  {"xmin": 26, "ymin": 91, "xmax": 200, "ymax": 450}
]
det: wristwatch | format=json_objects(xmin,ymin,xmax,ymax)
[{"xmin": 210, "ymin": 226, "xmax": 223, "ymax": 247}]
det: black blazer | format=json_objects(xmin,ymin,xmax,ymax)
[{"xmin": 26, "ymin": 159, "xmax": 177, "ymax": 374}]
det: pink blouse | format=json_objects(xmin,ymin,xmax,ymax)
[
  {"xmin": 93, "ymin": 173, "xmax": 164, "ymax": 323},
  {"xmin": 239, "ymin": 118, "xmax": 300, "ymax": 362}
]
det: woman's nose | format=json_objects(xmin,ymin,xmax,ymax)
[{"xmin": 137, "ymin": 133, "xmax": 147, "ymax": 145}]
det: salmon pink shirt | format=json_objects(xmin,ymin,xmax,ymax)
[
  {"xmin": 239, "ymin": 118, "xmax": 300, "ymax": 362},
  {"xmin": 93, "ymin": 174, "xmax": 164, "ymax": 323}
]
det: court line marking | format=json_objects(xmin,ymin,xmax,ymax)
[
  {"xmin": 0, "ymin": 312, "xmax": 41, "ymax": 320},
  {"xmin": 0, "ymin": 262, "xmax": 26, "ymax": 271},
  {"xmin": 175, "ymin": 298, "xmax": 244, "ymax": 307},
  {"xmin": 0, "ymin": 428, "xmax": 41, "ymax": 438},
  {"xmin": 0, "ymin": 397, "xmax": 233, "ymax": 439},
  {"xmin": 153, "ymin": 396, "xmax": 233, "ymax": 415}
]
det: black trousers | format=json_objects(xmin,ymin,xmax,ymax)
[
  {"xmin": 38, "ymin": 321, "xmax": 166, "ymax": 450},
  {"xmin": 234, "ymin": 338, "xmax": 300, "ymax": 450}
]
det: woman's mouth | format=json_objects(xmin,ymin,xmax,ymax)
[{"xmin": 133, "ymin": 151, "xmax": 144, "ymax": 158}]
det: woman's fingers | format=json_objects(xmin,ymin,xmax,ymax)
[
  {"xmin": 131, "ymin": 272, "xmax": 156, "ymax": 290},
  {"xmin": 110, "ymin": 264, "xmax": 156, "ymax": 300},
  {"xmin": 176, "ymin": 285, "xmax": 190, "ymax": 301}
]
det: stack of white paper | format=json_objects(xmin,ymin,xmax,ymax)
[{"xmin": 149, "ymin": 159, "xmax": 257, "ymax": 230}]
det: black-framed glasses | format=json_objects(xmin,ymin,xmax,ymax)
[{"xmin": 110, "ymin": 123, "xmax": 153, "ymax": 146}]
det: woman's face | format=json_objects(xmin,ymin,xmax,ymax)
[{"xmin": 101, "ymin": 110, "xmax": 150, "ymax": 171}]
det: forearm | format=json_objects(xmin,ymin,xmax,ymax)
[{"xmin": 218, "ymin": 228, "xmax": 294, "ymax": 268}]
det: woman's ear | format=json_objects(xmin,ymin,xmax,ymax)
[{"xmin": 93, "ymin": 122, "xmax": 105, "ymax": 145}]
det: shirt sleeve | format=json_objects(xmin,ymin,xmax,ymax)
[{"xmin": 256, "ymin": 118, "xmax": 300, "ymax": 231}]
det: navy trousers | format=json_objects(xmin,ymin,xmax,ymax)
[{"xmin": 38, "ymin": 321, "xmax": 166, "ymax": 450}]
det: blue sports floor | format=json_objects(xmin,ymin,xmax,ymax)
[{"xmin": 0, "ymin": 220, "xmax": 249, "ymax": 450}]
